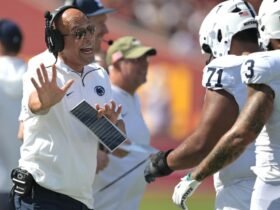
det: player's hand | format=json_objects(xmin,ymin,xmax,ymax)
[
  {"xmin": 172, "ymin": 173, "xmax": 201, "ymax": 210},
  {"xmin": 144, "ymin": 150, "xmax": 173, "ymax": 183}
]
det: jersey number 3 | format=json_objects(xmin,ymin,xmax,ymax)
[
  {"xmin": 206, "ymin": 67, "xmax": 223, "ymax": 88},
  {"xmin": 244, "ymin": 60, "xmax": 255, "ymax": 79}
]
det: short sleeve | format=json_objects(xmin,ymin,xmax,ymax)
[
  {"xmin": 241, "ymin": 53, "xmax": 273, "ymax": 85},
  {"xmin": 21, "ymin": 71, "xmax": 37, "ymax": 120},
  {"xmin": 202, "ymin": 55, "xmax": 243, "ymax": 91}
]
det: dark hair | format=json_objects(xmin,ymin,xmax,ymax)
[
  {"xmin": 0, "ymin": 19, "xmax": 23, "ymax": 54},
  {"xmin": 233, "ymin": 28, "xmax": 259, "ymax": 44},
  {"xmin": 1, "ymin": 33, "xmax": 22, "ymax": 54}
]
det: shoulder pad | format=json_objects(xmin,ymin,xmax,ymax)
[
  {"xmin": 202, "ymin": 55, "xmax": 245, "ymax": 90},
  {"xmin": 241, "ymin": 50, "xmax": 280, "ymax": 84},
  {"xmin": 209, "ymin": 55, "xmax": 245, "ymax": 68}
]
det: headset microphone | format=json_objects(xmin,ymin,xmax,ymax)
[{"xmin": 103, "ymin": 39, "xmax": 114, "ymax": 45}]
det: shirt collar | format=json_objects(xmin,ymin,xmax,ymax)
[{"xmin": 56, "ymin": 58, "xmax": 85, "ymax": 75}]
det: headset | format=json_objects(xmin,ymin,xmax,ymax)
[{"xmin": 44, "ymin": 5, "xmax": 78, "ymax": 58}]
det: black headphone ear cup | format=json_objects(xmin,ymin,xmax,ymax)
[
  {"xmin": 45, "ymin": 27, "xmax": 55, "ymax": 53},
  {"xmin": 44, "ymin": 5, "xmax": 78, "ymax": 57},
  {"xmin": 52, "ymin": 29, "xmax": 64, "ymax": 53}
]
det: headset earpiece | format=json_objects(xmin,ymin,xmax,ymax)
[
  {"xmin": 45, "ymin": 11, "xmax": 55, "ymax": 54},
  {"xmin": 44, "ymin": 5, "xmax": 78, "ymax": 57}
]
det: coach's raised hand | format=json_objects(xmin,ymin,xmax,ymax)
[
  {"xmin": 29, "ymin": 64, "xmax": 74, "ymax": 114},
  {"xmin": 172, "ymin": 173, "xmax": 201, "ymax": 210},
  {"xmin": 144, "ymin": 150, "xmax": 174, "ymax": 183}
]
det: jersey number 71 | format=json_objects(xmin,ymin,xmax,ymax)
[{"xmin": 205, "ymin": 67, "xmax": 223, "ymax": 88}]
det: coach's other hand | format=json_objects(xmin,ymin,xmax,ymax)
[
  {"xmin": 144, "ymin": 150, "xmax": 173, "ymax": 183},
  {"xmin": 172, "ymin": 173, "xmax": 201, "ymax": 210}
]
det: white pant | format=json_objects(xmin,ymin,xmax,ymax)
[
  {"xmin": 215, "ymin": 178, "xmax": 255, "ymax": 210},
  {"xmin": 250, "ymin": 177, "xmax": 280, "ymax": 210}
]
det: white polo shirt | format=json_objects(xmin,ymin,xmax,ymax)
[
  {"xmin": 92, "ymin": 85, "xmax": 153, "ymax": 210},
  {"xmin": 111, "ymin": 85, "xmax": 150, "ymax": 146},
  {"xmin": 20, "ymin": 57, "xmax": 112, "ymax": 209}
]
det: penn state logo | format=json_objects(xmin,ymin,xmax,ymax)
[{"xmin": 95, "ymin": 86, "xmax": 105, "ymax": 96}]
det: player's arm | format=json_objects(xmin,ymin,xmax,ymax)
[
  {"xmin": 167, "ymin": 89, "xmax": 240, "ymax": 169},
  {"xmin": 172, "ymin": 84, "xmax": 274, "ymax": 209},
  {"xmin": 145, "ymin": 88, "xmax": 239, "ymax": 182},
  {"xmin": 193, "ymin": 83, "xmax": 274, "ymax": 181}
]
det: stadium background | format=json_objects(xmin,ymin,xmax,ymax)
[{"xmin": 1, "ymin": 0, "xmax": 222, "ymax": 209}]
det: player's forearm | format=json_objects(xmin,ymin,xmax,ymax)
[
  {"xmin": 167, "ymin": 123, "xmax": 234, "ymax": 171},
  {"xmin": 167, "ymin": 89, "xmax": 239, "ymax": 171},
  {"xmin": 192, "ymin": 84, "xmax": 274, "ymax": 182},
  {"xmin": 167, "ymin": 135, "xmax": 212, "ymax": 170},
  {"xmin": 192, "ymin": 131, "xmax": 248, "ymax": 181}
]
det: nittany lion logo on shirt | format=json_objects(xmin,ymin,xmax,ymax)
[{"xmin": 94, "ymin": 86, "xmax": 105, "ymax": 96}]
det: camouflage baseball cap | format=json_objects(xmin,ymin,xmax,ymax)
[{"xmin": 106, "ymin": 36, "xmax": 157, "ymax": 65}]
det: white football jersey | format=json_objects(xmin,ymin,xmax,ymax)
[
  {"xmin": 202, "ymin": 55, "xmax": 255, "ymax": 189},
  {"xmin": 241, "ymin": 49, "xmax": 280, "ymax": 182}
]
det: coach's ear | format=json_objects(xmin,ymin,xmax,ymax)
[{"xmin": 112, "ymin": 60, "xmax": 122, "ymax": 71}]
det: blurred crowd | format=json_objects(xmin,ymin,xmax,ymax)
[{"xmin": 103, "ymin": 0, "xmax": 221, "ymax": 56}]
